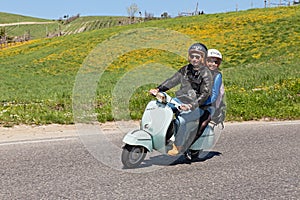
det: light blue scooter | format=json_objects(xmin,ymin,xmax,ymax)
[{"xmin": 121, "ymin": 92, "xmax": 216, "ymax": 168}]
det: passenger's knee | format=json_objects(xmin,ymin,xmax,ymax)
[
  {"xmin": 199, "ymin": 114, "xmax": 211, "ymax": 130},
  {"xmin": 178, "ymin": 116, "xmax": 186, "ymax": 125}
]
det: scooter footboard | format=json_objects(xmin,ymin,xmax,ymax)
[{"xmin": 122, "ymin": 130, "xmax": 153, "ymax": 152}]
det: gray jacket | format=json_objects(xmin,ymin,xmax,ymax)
[{"xmin": 157, "ymin": 64, "xmax": 212, "ymax": 109}]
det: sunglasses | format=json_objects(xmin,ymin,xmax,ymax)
[
  {"xmin": 189, "ymin": 54, "xmax": 202, "ymax": 60},
  {"xmin": 207, "ymin": 59, "xmax": 220, "ymax": 65}
]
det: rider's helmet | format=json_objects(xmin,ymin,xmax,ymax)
[{"xmin": 188, "ymin": 43, "xmax": 208, "ymax": 67}]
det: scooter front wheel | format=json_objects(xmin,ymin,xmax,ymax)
[{"xmin": 121, "ymin": 144, "xmax": 147, "ymax": 169}]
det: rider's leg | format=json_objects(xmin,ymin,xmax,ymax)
[
  {"xmin": 168, "ymin": 108, "xmax": 203, "ymax": 156},
  {"xmin": 167, "ymin": 115, "xmax": 185, "ymax": 155}
]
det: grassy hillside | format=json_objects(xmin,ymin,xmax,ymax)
[
  {"xmin": 61, "ymin": 16, "xmax": 131, "ymax": 35},
  {"xmin": 0, "ymin": 12, "xmax": 51, "ymax": 23},
  {"xmin": 0, "ymin": 6, "xmax": 299, "ymax": 126},
  {"xmin": 0, "ymin": 12, "xmax": 58, "ymax": 39}
]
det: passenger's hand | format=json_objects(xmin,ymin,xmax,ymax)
[{"xmin": 149, "ymin": 88, "xmax": 159, "ymax": 96}]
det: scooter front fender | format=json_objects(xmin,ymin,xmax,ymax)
[{"xmin": 122, "ymin": 130, "xmax": 153, "ymax": 152}]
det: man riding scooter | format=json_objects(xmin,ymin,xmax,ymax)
[
  {"xmin": 184, "ymin": 48, "xmax": 225, "ymax": 160},
  {"xmin": 150, "ymin": 42, "xmax": 212, "ymax": 157}
]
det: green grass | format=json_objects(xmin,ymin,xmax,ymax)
[
  {"xmin": 0, "ymin": 6, "xmax": 299, "ymax": 126},
  {"xmin": 0, "ymin": 12, "xmax": 51, "ymax": 23}
]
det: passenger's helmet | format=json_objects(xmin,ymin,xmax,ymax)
[{"xmin": 207, "ymin": 49, "xmax": 222, "ymax": 60}]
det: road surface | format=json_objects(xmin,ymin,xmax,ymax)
[{"xmin": 0, "ymin": 121, "xmax": 299, "ymax": 199}]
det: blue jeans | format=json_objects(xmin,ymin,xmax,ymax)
[
  {"xmin": 167, "ymin": 97, "xmax": 181, "ymax": 112},
  {"xmin": 174, "ymin": 107, "xmax": 204, "ymax": 147}
]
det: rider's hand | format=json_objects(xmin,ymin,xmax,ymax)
[
  {"xmin": 149, "ymin": 88, "xmax": 159, "ymax": 96},
  {"xmin": 179, "ymin": 104, "xmax": 192, "ymax": 111}
]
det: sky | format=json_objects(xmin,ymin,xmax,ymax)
[{"xmin": 0, "ymin": 0, "xmax": 275, "ymax": 20}]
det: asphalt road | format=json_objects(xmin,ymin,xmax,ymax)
[{"xmin": 0, "ymin": 121, "xmax": 299, "ymax": 199}]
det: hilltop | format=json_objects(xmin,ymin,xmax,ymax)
[{"xmin": 0, "ymin": 12, "xmax": 51, "ymax": 23}]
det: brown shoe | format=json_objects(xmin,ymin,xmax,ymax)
[{"xmin": 167, "ymin": 144, "xmax": 179, "ymax": 156}]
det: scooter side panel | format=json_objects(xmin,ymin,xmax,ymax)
[
  {"xmin": 122, "ymin": 130, "xmax": 153, "ymax": 152},
  {"xmin": 189, "ymin": 125, "xmax": 215, "ymax": 150}
]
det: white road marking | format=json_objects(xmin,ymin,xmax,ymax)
[
  {"xmin": 224, "ymin": 120, "xmax": 300, "ymax": 126},
  {"xmin": 0, "ymin": 137, "xmax": 78, "ymax": 146},
  {"xmin": 269, "ymin": 121, "xmax": 300, "ymax": 126}
]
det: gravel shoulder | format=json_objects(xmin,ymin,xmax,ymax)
[
  {"xmin": 0, "ymin": 124, "xmax": 78, "ymax": 143},
  {"xmin": 0, "ymin": 120, "xmax": 299, "ymax": 143},
  {"xmin": 0, "ymin": 121, "xmax": 139, "ymax": 143}
]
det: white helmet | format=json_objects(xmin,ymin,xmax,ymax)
[{"xmin": 207, "ymin": 49, "xmax": 222, "ymax": 60}]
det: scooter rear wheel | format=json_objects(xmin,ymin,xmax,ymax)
[
  {"xmin": 121, "ymin": 144, "xmax": 147, "ymax": 168},
  {"xmin": 184, "ymin": 149, "xmax": 202, "ymax": 161}
]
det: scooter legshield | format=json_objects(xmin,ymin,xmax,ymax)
[
  {"xmin": 122, "ymin": 130, "xmax": 153, "ymax": 152},
  {"xmin": 140, "ymin": 100, "xmax": 174, "ymax": 153}
]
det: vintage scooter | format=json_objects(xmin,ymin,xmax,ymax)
[{"xmin": 121, "ymin": 92, "xmax": 217, "ymax": 168}]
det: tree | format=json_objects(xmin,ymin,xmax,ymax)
[
  {"xmin": 161, "ymin": 12, "xmax": 170, "ymax": 18},
  {"xmin": 144, "ymin": 11, "xmax": 154, "ymax": 20},
  {"xmin": 127, "ymin": 3, "xmax": 139, "ymax": 22}
]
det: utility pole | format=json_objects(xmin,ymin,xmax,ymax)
[
  {"xmin": 264, "ymin": 0, "xmax": 267, "ymax": 8},
  {"xmin": 194, "ymin": 2, "xmax": 198, "ymax": 15}
]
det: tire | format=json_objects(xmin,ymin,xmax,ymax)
[
  {"xmin": 121, "ymin": 145, "xmax": 147, "ymax": 168},
  {"xmin": 191, "ymin": 149, "xmax": 202, "ymax": 159},
  {"xmin": 184, "ymin": 149, "xmax": 202, "ymax": 161}
]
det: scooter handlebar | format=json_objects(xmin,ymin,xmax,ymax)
[
  {"xmin": 149, "ymin": 90, "xmax": 191, "ymax": 111},
  {"xmin": 157, "ymin": 92, "xmax": 187, "ymax": 110}
]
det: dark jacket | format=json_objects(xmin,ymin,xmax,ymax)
[{"xmin": 157, "ymin": 64, "xmax": 212, "ymax": 109}]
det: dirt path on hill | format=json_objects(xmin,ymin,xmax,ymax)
[{"xmin": 0, "ymin": 21, "xmax": 55, "ymax": 27}]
